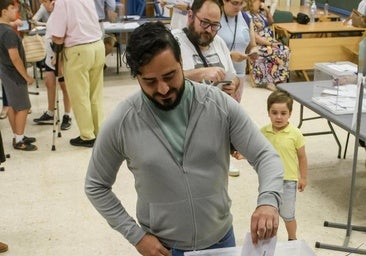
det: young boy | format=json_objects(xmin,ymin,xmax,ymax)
[
  {"xmin": 0, "ymin": 0, "xmax": 37, "ymax": 151},
  {"xmin": 260, "ymin": 90, "xmax": 307, "ymax": 240}
]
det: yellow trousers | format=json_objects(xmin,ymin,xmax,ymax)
[{"xmin": 63, "ymin": 40, "xmax": 105, "ymax": 140}]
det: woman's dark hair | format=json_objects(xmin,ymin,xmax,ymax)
[
  {"xmin": 0, "ymin": 0, "xmax": 14, "ymax": 16},
  {"xmin": 125, "ymin": 22, "xmax": 181, "ymax": 77}
]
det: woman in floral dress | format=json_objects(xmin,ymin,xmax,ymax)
[{"xmin": 244, "ymin": 0, "xmax": 290, "ymax": 90}]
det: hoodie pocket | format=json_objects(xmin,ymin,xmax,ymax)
[{"xmin": 150, "ymin": 199, "xmax": 194, "ymax": 243}]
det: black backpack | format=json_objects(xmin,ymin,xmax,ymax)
[{"xmin": 296, "ymin": 12, "xmax": 310, "ymax": 24}]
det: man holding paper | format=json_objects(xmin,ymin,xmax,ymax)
[
  {"xmin": 172, "ymin": 0, "xmax": 240, "ymax": 99},
  {"xmin": 85, "ymin": 21, "xmax": 283, "ymax": 256}
]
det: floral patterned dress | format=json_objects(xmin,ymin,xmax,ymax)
[{"xmin": 246, "ymin": 11, "xmax": 290, "ymax": 86}]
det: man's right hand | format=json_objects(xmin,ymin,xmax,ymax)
[
  {"xmin": 202, "ymin": 67, "xmax": 226, "ymax": 82},
  {"xmin": 135, "ymin": 233, "xmax": 171, "ymax": 256}
]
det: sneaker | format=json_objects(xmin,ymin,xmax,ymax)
[
  {"xmin": 14, "ymin": 141, "xmax": 37, "ymax": 151},
  {"xmin": 0, "ymin": 241, "xmax": 8, "ymax": 253},
  {"xmin": 33, "ymin": 112, "xmax": 53, "ymax": 124},
  {"xmin": 12, "ymin": 136, "xmax": 36, "ymax": 147},
  {"xmin": 61, "ymin": 115, "xmax": 72, "ymax": 130},
  {"xmin": 70, "ymin": 136, "xmax": 95, "ymax": 148},
  {"xmin": 229, "ymin": 165, "xmax": 240, "ymax": 177}
]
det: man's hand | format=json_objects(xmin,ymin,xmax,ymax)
[
  {"xmin": 135, "ymin": 233, "xmax": 171, "ymax": 256},
  {"xmin": 158, "ymin": 0, "xmax": 167, "ymax": 7},
  {"xmin": 25, "ymin": 75, "xmax": 34, "ymax": 85},
  {"xmin": 250, "ymin": 205, "xmax": 279, "ymax": 244},
  {"xmin": 12, "ymin": 19, "xmax": 23, "ymax": 27},
  {"xmin": 107, "ymin": 10, "xmax": 118, "ymax": 22},
  {"xmin": 222, "ymin": 82, "xmax": 236, "ymax": 96},
  {"xmin": 175, "ymin": 2, "xmax": 189, "ymax": 11},
  {"xmin": 202, "ymin": 67, "xmax": 226, "ymax": 82},
  {"xmin": 230, "ymin": 51, "xmax": 246, "ymax": 62}
]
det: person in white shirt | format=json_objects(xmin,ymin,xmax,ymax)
[
  {"xmin": 343, "ymin": 0, "xmax": 366, "ymax": 25},
  {"xmin": 358, "ymin": 0, "xmax": 366, "ymax": 15},
  {"xmin": 31, "ymin": 0, "xmax": 53, "ymax": 26},
  {"xmin": 160, "ymin": 0, "xmax": 194, "ymax": 29},
  {"xmin": 264, "ymin": 0, "xmax": 277, "ymax": 15},
  {"xmin": 172, "ymin": 0, "xmax": 240, "ymax": 98}
]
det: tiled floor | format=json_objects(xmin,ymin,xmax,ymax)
[{"xmin": 0, "ymin": 54, "xmax": 365, "ymax": 255}]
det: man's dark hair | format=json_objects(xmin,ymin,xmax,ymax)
[
  {"xmin": 125, "ymin": 22, "xmax": 181, "ymax": 78},
  {"xmin": 190, "ymin": 0, "xmax": 223, "ymax": 15},
  {"xmin": 0, "ymin": 0, "xmax": 14, "ymax": 16}
]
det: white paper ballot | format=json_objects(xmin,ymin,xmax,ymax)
[
  {"xmin": 17, "ymin": 20, "xmax": 29, "ymax": 31},
  {"xmin": 241, "ymin": 232, "xmax": 277, "ymax": 256}
]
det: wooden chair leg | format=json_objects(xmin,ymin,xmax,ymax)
[{"xmin": 247, "ymin": 60, "xmax": 256, "ymax": 88}]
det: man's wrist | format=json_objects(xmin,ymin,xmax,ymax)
[{"xmin": 51, "ymin": 42, "xmax": 64, "ymax": 54}]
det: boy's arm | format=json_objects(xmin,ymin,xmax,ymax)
[
  {"xmin": 9, "ymin": 19, "xmax": 23, "ymax": 28},
  {"xmin": 8, "ymin": 48, "xmax": 34, "ymax": 85},
  {"xmin": 297, "ymin": 145, "xmax": 308, "ymax": 192}
]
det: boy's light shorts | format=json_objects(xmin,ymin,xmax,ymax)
[{"xmin": 279, "ymin": 180, "xmax": 297, "ymax": 222}]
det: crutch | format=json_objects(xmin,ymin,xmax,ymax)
[{"xmin": 51, "ymin": 46, "xmax": 62, "ymax": 151}]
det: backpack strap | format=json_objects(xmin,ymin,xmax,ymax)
[{"xmin": 242, "ymin": 11, "xmax": 251, "ymax": 27}]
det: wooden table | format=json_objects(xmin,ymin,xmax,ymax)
[
  {"xmin": 276, "ymin": 5, "xmax": 340, "ymax": 21},
  {"xmin": 275, "ymin": 21, "xmax": 365, "ymax": 37},
  {"xmin": 274, "ymin": 22, "xmax": 365, "ymax": 80}
]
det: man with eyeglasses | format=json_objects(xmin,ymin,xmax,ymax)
[
  {"xmin": 172, "ymin": 0, "xmax": 246, "ymax": 176},
  {"xmin": 172, "ymin": 0, "xmax": 240, "ymax": 98}
]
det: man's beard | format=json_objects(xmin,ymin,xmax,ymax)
[
  {"xmin": 187, "ymin": 23, "xmax": 214, "ymax": 47},
  {"xmin": 143, "ymin": 81, "xmax": 185, "ymax": 111}
]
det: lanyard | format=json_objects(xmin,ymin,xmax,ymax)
[
  {"xmin": 224, "ymin": 13, "xmax": 238, "ymax": 51},
  {"xmin": 183, "ymin": 27, "xmax": 209, "ymax": 67}
]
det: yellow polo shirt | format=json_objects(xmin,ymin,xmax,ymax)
[{"xmin": 261, "ymin": 123, "xmax": 305, "ymax": 181}]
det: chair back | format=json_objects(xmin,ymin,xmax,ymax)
[{"xmin": 273, "ymin": 10, "xmax": 294, "ymax": 23}]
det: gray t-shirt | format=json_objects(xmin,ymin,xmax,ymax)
[
  {"xmin": 34, "ymin": 4, "xmax": 50, "ymax": 22},
  {"xmin": 0, "ymin": 24, "xmax": 26, "ymax": 83}
]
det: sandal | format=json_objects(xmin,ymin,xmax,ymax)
[{"xmin": 13, "ymin": 141, "xmax": 37, "ymax": 151}]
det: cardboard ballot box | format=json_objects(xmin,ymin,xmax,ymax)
[{"xmin": 184, "ymin": 240, "xmax": 316, "ymax": 256}]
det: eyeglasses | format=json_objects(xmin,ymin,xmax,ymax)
[
  {"xmin": 194, "ymin": 15, "xmax": 222, "ymax": 32},
  {"xmin": 229, "ymin": 0, "xmax": 245, "ymax": 7}
]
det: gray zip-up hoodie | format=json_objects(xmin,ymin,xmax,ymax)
[{"xmin": 85, "ymin": 80, "xmax": 283, "ymax": 250}]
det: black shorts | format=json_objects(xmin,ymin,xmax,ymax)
[{"xmin": 45, "ymin": 64, "xmax": 64, "ymax": 83}]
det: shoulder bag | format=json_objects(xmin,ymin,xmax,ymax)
[{"xmin": 22, "ymin": 30, "xmax": 46, "ymax": 63}]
